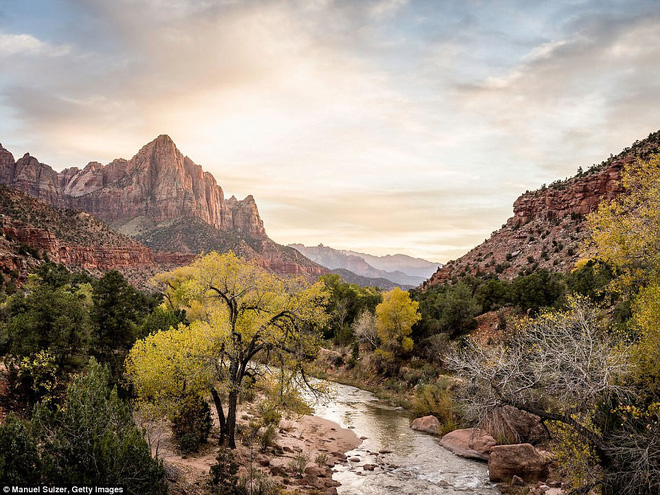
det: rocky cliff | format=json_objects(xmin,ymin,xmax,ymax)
[
  {"xmin": 0, "ymin": 183, "xmax": 160, "ymax": 285},
  {"xmin": 0, "ymin": 136, "xmax": 323, "ymax": 277},
  {"xmin": 0, "ymin": 135, "xmax": 265, "ymax": 238},
  {"xmin": 426, "ymin": 130, "xmax": 660, "ymax": 286}
]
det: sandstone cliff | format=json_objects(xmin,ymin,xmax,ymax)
[
  {"xmin": 0, "ymin": 184, "xmax": 159, "ymax": 285},
  {"xmin": 0, "ymin": 137, "xmax": 323, "ymax": 277},
  {"xmin": 426, "ymin": 130, "xmax": 660, "ymax": 286}
]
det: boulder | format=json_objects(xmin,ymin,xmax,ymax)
[
  {"xmin": 439, "ymin": 428, "xmax": 496, "ymax": 461},
  {"xmin": 411, "ymin": 415, "xmax": 441, "ymax": 435},
  {"xmin": 488, "ymin": 443, "xmax": 550, "ymax": 482}
]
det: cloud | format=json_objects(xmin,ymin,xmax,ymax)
[
  {"xmin": 0, "ymin": 32, "xmax": 70, "ymax": 57},
  {"xmin": 1, "ymin": 1, "xmax": 659, "ymax": 261}
]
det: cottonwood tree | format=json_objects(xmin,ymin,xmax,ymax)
[
  {"xmin": 376, "ymin": 287, "xmax": 420, "ymax": 355},
  {"xmin": 128, "ymin": 252, "xmax": 328, "ymax": 448}
]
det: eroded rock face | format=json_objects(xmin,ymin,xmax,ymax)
[
  {"xmin": 488, "ymin": 443, "xmax": 550, "ymax": 482},
  {"xmin": 0, "ymin": 135, "xmax": 266, "ymax": 239},
  {"xmin": 411, "ymin": 415, "xmax": 441, "ymax": 435},
  {"xmin": 426, "ymin": 131, "xmax": 660, "ymax": 286},
  {"xmin": 439, "ymin": 428, "xmax": 496, "ymax": 461}
]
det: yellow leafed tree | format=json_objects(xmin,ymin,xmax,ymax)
[
  {"xmin": 375, "ymin": 287, "xmax": 420, "ymax": 355},
  {"xmin": 127, "ymin": 252, "xmax": 328, "ymax": 448}
]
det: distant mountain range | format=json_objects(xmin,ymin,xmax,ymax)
[{"xmin": 289, "ymin": 243, "xmax": 442, "ymax": 287}]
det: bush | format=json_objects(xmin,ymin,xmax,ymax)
[
  {"xmin": 172, "ymin": 393, "xmax": 213, "ymax": 454},
  {"xmin": 0, "ymin": 413, "xmax": 40, "ymax": 484},
  {"xmin": 210, "ymin": 447, "xmax": 241, "ymax": 494},
  {"xmin": 33, "ymin": 359, "xmax": 166, "ymax": 494},
  {"xmin": 288, "ymin": 452, "xmax": 309, "ymax": 477},
  {"xmin": 412, "ymin": 381, "xmax": 460, "ymax": 434},
  {"xmin": 260, "ymin": 424, "xmax": 277, "ymax": 452}
]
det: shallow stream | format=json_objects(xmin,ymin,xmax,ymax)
[{"xmin": 310, "ymin": 381, "xmax": 497, "ymax": 494}]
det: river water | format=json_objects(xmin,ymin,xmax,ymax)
[{"xmin": 309, "ymin": 382, "xmax": 498, "ymax": 495}]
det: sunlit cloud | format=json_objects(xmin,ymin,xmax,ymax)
[{"xmin": 0, "ymin": 0, "xmax": 659, "ymax": 261}]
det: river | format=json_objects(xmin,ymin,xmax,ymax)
[{"xmin": 309, "ymin": 381, "xmax": 498, "ymax": 495}]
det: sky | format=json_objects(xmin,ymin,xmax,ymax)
[{"xmin": 1, "ymin": 0, "xmax": 659, "ymax": 263}]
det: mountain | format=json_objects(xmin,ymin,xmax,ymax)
[
  {"xmin": 0, "ymin": 136, "xmax": 325, "ymax": 276},
  {"xmin": 328, "ymin": 268, "xmax": 406, "ymax": 291},
  {"xmin": 426, "ymin": 130, "xmax": 660, "ymax": 286},
  {"xmin": 338, "ymin": 249, "xmax": 442, "ymax": 279},
  {"xmin": 289, "ymin": 243, "xmax": 441, "ymax": 286}
]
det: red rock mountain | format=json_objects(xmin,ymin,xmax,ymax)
[
  {"xmin": 426, "ymin": 130, "xmax": 660, "ymax": 286},
  {"xmin": 0, "ymin": 136, "xmax": 323, "ymax": 277}
]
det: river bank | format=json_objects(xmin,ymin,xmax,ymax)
[{"xmin": 149, "ymin": 394, "xmax": 362, "ymax": 494}]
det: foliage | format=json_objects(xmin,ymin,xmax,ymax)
[
  {"xmin": 137, "ymin": 251, "xmax": 329, "ymax": 448},
  {"xmin": 413, "ymin": 281, "xmax": 480, "ymax": 340},
  {"xmin": 351, "ymin": 308, "xmax": 378, "ymax": 348},
  {"xmin": 6, "ymin": 350, "xmax": 60, "ymax": 408},
  {"xmin": 319, "ymin": 274, "xmax": 381, "ymax": 343},
  {"xmin": 509, "ymin": 269, "xmax": 564, "ymax": 314},
  {"xmin": 126, "ymin": 322, "xmax": 220, "ymax": 419},
  {"xmin": 412, "ymin": 380, "xmax": 460, "ymax": 434},
  {"xmin": 630, "ymin": 284, "xmax": 660, "ymax": 397},
  {"xmin": 567, "ymin": 258, "xmax": 614, "ymax": 303},
  {"xmin": 0, "ymin": 413, "xmax": 40, "ymax": 484},
  {"xmin": 448, "ymin": 296, "xmax": 650, "ymax": 493},
  {"xmin": 210, "ymin": 447, "xmax": 241, "ymax": 494},
  {"xmin": 4, "ymin": 280, "xmax": 91, "ymax": 368},
  {"xmin": 33, "ymin": 359, "xmax": 166, "ymax": 494},
  {"xmin": 376, "ymin": 288, "xmax": 420, "ymax": 355},
  {"xmin": 172, "ymin": 393, "xmax": 213, "ymax": 454},
  {"xmin": 92, "ymin": 270, "xmax": 147, "ymax": 355},
  {"xmin": 587, "ymin": 154, "xmax": 660, "ymax": 291},
  {"xmin": 288, "ymin": 451, "xmax": 309, "ymax": 477}
]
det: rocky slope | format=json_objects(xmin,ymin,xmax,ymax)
[
  {"xmin": 426, "ymin": 130, "xmax": 660, "ymax": 286},
  {"xmin": 290, "ymin": 243, "xmax": 440, "ymax": 286},
  {"xmin": 0, "ymin": 184, "xmax": 160, "ymax": 286},
  {"xmin": 0, "ymin": 137, "xmax": 324, "ymax": 277}
]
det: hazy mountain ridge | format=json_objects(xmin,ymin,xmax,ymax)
[
  {"xmin": 426, "ymin": 129, "xmax": 660, "ymax": 286},
  {"xmin": 289, "ymin": 243, "xmax": 441, "ymax": 286}
]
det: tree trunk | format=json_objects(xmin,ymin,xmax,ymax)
[
  {"xmin": 225, "ymin": 388, "xmax": 239, "ymax": 449},
  {"xmin": 210, "ymin": 386, "xmax": 226, "ymax": 440}
]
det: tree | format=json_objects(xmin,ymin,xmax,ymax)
[
  {"xmin": 0, "ymin": 413, "xmax": 40, "ymax": 484},
  {"xmin": 587, "ymin": 154, "xmax": 660, "ymax": 291},
  {"xmin": 129, "ymin": 252, "xmax": 329, "ymax": 448},
  {"xmin": 92, "ymin": 270, "xmax": 147, "ymax": 355},
  {"xmin": 375, "ymin": 288, "xmax": 420, "ymax": 355},
  {"xmin": 33, "ymin": 359, "xmax": 166, "ymax": 494},
  {"xmin": 352, "ymin": 309, "xmax": 378, "ymax": 349},
  {"xmin": 448, "ymin": 296, "xmax": 646, "ymax": 493},
  {"xmin": 5, "ymin": 280, "xmax": 91, "ymax": 368}
]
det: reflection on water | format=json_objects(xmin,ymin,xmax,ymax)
[{"xmin": 308, "ymin": 382, "xmax": 497, "ymax": 495}]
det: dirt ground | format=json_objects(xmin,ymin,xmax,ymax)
[{"xmin": 143, "ymin": 404, "xmax": 361, "ymax": 495}]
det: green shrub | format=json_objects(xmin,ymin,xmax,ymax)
[
  {"xmin": 210, "ymin": 447, "xmax": 241, "ymax": 494},
  {"xmin": 172, "ymin": 393, "xmax": 213, "ymax": 454},
  {"xmin": 260, "ymin": 424, "xmax": 277, "ymax": 452},
  {"xmin": 0, "ymin": 413, "xmax": 40, "ymax": 483},
  {"xmin": 33, "ymin": 359, "xmax": 166, "ymax": 494},
  {"xmin": 412, "ymin": 381, "xmax": 460, "ymax": 434}
]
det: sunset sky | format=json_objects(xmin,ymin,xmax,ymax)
[{"xmin": 1, "ymin": 0, "xmax": 659, "ymax": 262}]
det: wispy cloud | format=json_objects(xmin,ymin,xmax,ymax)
[
  {"xmin": 0, "ymin": 32, "xmax": 70, "ymax": 57},
  {"xmin": 0, "ymin": 0, "xmax": 659, "ymax": 261}
]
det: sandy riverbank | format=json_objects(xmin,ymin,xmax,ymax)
[{"xmin": 148, "ymin": 410, "xmax": 361, "ymax": 494}]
